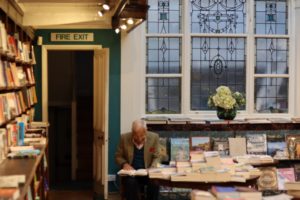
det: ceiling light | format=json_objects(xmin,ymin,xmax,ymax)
[
  {"xmin": 115, "ymin": 28, "xmax": 120, "ymax": 34},
  {"xmin": 102, "ymin": 4, "xmax": 110, "ymax": 11},
  {"xmin": 120, "ymin": 24, "xmax": 127, "ymax": 30},
  {"xmin": 98, "ymin": 10, "xmax": 103, "ymax": 17},
  {"xmin": 127, "ymin": 18, "xmax": 134, "ymax": 25}
]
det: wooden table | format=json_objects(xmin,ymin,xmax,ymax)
[{"xmin": 151, "ymin": 176, "xmax": 259, "ymax": 191}]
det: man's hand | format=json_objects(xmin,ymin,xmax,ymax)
[{"xmin": 123, "ymin": 163, "xmax": 134, "ymax": 170}]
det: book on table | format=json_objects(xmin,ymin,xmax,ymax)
[
  {"xmin": 170, "ymin": 138, "xmax": 190, "ymax": 161},
  {"xmin": 117, "ymin": 169, "xmax": 148, "ymax": 176}
]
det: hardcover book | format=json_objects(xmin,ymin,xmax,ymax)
[
  {"xmin": 229, "ymin": 137, "xmax": 246, "ymax": 157},
  {"xmin": 294, "ymin": 164, "xmax": 300, "ymax": 181},
  {"xmin": 276, "ymin": 168, "xmax": 296, "ymax": 190},
  {"xmin": 158, "ymin": 137, "xmax": 168, "ymax": 162},
  {"xmin": 257, "ymin": 167, "xmax": 278, "ymax": 191},
  {"xmin": 190, "ymin": 136, "xmax": 210, "ymax": 151},
  {"xmin": 267, "ymin": 141, "xmax": 286, "ymax": 157},
  {"xmin": 246, "ymin": 134, "xmax": 267, "ymax": 154},
  {"xmin": 170, "ymin": 138, "xmax": 190, "ymax": 161},
  {"xmin": 212, "ymin": 137, "xmax": 229, "ymax": 156}
]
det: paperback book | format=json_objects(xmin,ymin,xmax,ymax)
[{"xmin": 170, "ymin": 138, "xmax": 190, "ymax": 161}]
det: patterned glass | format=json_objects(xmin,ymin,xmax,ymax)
[
  {"xmin": 147, "ymin": 0, "xmax": 182, "ymax": 33},
  {"xmin": 147, "ymin": 37, "xmax": 181, "ymax": 74},
  {"xmin": 255, "ymin": 78, "xmax": 288, "ymax": 113},
  {"xmin": 256, "ymin": 38, "xmax": 288, "ymax": 74},
  {"xmin": 146, "ymin": 78, "xmax": 181, "ymax": 113},
  {"xmin": 255, "ymin": 0, "xmax": 288, "ymax": 34},
  {"xmin": 191, "ymin": 0, "xmax": 246, "ymax": 33},
  {"xmin": 191, "ymin": 37, "xmax": 246, "ymax": 110}
]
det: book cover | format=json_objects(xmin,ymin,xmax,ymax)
[
  {"xmin": 267, "ymin": 141, "xmax": 286, "ymax": 156},
  {"xmin": 190, "ymin": 136, "xmax": 210, "ymax": 151},
  {"xmin": 229, "ymin": 137, "xmax": 246, "ymax": 157},
  {"xmin": 246, "ymin": 134, "xmax": 267, "ymax": 154},
  {"xmin": 170, "ymin": 138, "xmax": 190, "ymax": 161},
  {"xmin": 276, "ymin": 168, "xmax": 296, "ymax": 190},
  {"xmin": 212, "ymin": 137, "xmax": 229, "ymax": 156},
  {"xmin": 294, "ymin": 164, "xmax": 300, "ymax": 181},
  {"xmin": 257, "ymin": 167, "xmax": 278, "ymax": 190},
  {"xmin": 158, "ymin": 137, "xmax": 168, "ymax": 162}
]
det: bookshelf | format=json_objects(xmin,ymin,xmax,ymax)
[{"xmin": 0, "ymin": 6, "xmax": 47, "ymax": 200}]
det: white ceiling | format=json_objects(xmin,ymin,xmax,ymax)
[{"xmin": 15, "ymin": 0, "xmax": 117, "ymax": 29}]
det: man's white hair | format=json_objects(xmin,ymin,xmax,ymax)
[{"xmin": 132, "ymin": 119, "xmax": 147, "ymax": 132}]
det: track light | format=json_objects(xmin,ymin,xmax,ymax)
[
  {"xmin": 120, "ymin": 24, "xmax": 127, "ymax": 30},
  {"xmin": 102, "ymin": 3, "xmax": 110, "ymax": 10},
  {"xmin": 127, "ymin": 18, "xmax": 134, "ymax": 25},
  {"xmin": 98, "ymin": 10, "xmax": 103, "ymax": 17}
]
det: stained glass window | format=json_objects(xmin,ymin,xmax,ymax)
[
  {"xmin": 147, "ymin": 0, "xmax": 182, "ymax": 33},
  {"xmin": 146, "ymin": 78, "xmax": 181, "ymax": 113},
  {"xmin": 191, "ymin": 0, "xmax": 246, "ymax": 34},
  {"xmin": 256, "ymin": 38, "xmax": 288, "ymax": 74},
  {"xmin": 255, "ymin": 78, "xmax": 288, "ymax": 113},
  {"xmin": 191, "ymin": 37, "xmax": 246, "ymax": 110},
  {"xmin": 147, "ymin": 37, "xmax": 181, "ymax": 74},
  {"xmin": 255, "ymin": 0, "xmax": 288, "ymax": 34}
]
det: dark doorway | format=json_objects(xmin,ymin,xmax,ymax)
[{"xmin": 48, "ymin": 50, "xmax": 94, "ymax": 189}]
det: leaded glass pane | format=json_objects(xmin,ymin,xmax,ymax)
[
  {"xmin": 255, "ymin": 78, "xmax": 288, "ymax": 113},
  {"xmin": 256, "ymin": 38, "xmax": 288, "ymax": 74},
  {"xmin": 147, "ymin": 37, "xmax": 181, "ymax": 74},
  {"xmin": 255, "ymin": 0, "xmax": 288, "ymax": 34},
  {"xmin": 146, "ymin": 78, "xmax": 181, "ymax": 113},
  {"xmin": 191, "ymin": 37, "xmax": 246, "ymax": 110},
  {"xmin": 147, "ymin": 0, "xmax": 182, "ymax": 33},
  {"xmin": 190, "ymin": 0, "xmax": 246, "ymax": 34}
]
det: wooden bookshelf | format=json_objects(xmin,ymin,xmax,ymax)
[{"xmin": 0, "ymin": 143, "xmax": 48, "ymax": 200}]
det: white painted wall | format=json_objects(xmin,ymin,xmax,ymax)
[{"xmin": 120, "ymin": 24, "xmax": 146, "ymax": 133}]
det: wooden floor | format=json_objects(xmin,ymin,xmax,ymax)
[{"xmin": 48, "ymin": 190, "xmax": 121, "ymax": 200}]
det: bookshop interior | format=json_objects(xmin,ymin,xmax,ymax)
[{"xmin": 2, "ymin": 0, "xmax": 300, "ymax": 200}]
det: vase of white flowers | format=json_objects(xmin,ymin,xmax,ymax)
[{"xmin": 208, "ymin": 86, "xmax": 245, "ymax": 120}]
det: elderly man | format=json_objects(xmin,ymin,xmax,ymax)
[{"xmin": 115, "ymin": 119, "xmax": 160, "ymax": 200}]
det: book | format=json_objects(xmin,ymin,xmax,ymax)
[
  {"xmin": 117, "ymin": 169, "xmax": 148, "ymax": 176},
  {"xmin": 277, "ymin": 168, "xmax": 296, "ymax": 190},
  {"xmin": 0, "ymin": 188, "xmax": 20, "ymax": 200},
  {"xmin": 284, "ymin": 182, "xmax": 300, "ymax": 190},
  {"xmin": 158, "ymin": 137, "xmax": 168, "ymax": 162},
  {"xmin": 0, "ymin": 175, "xmax": 25, "ymax": 188},
  {"xmin": 212, "ymin": 137, "xmax": 229, "ymax": 156},
  {"xmin": 142, "ymin": 116, "xmax": 168, "ymax": 124},
  {"xmin": 229, "ymin": 137, "xmax": 247, "ymax": 156},
  {"xmin": 190, "ymin": 136, "xmax": 210, "ymax": 151},
  {"xmin": 246, "ymin": 134, "xmax": 267, "ymax": 155},
  {"xmin": 267, "ymin": 141, "xmax": 286, "ymax": 157},
  {"xmin": 170, "ymin": 138, "xmax": 189, "ymax": 161},
  {"xmin": 257, "ymin": 167, "xmax": 278, "ymax": 190},
  {"xmin": 294, "ymin": 164, "xmax": 300, "ymax": 181},
  {"xmin": 191, "ymin": 190, "xmax": 216, "ymax": 200}
]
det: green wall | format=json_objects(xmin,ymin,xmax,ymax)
[{"xmin": 34, "ymin": 29, "xmax": 120, "ymax": 191}]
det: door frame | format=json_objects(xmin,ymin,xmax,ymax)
[{"xmin": 41, "ymin": 45, "xmax": 109, "ymax": 198}]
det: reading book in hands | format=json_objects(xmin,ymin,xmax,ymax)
[{"xmin": 117, "ymin": 169, "xmax": 148, "ymax": 176}]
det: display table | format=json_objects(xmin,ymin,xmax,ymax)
[{"xmin": 150, "ymin": 176, "xmax": 259, "ymax": 191}]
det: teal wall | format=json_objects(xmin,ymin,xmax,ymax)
[{"xmin": 34, "ymin": 29, "xmax": 120, "ymax": 191}]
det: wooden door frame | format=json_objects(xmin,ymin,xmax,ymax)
[{"xmin": 42, "ymin": 45, "xmax": 109, "ymax": 199}]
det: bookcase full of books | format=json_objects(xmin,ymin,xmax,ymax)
[{"xmin": 0, "ymin": 7, "xmax": 48, "ymax": 200}]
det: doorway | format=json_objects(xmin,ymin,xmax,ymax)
[
  {"xmin": 42, "ymin": 45, "xmax": 109, "ymax": 199},
  {"xmin": 48, "ymin": 50, "xmax": 93, "ymax": 188}
]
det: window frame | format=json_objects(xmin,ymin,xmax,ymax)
[{"xmin": 144, "ymin": 0, "xmax": 296, "ymax": 118}]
